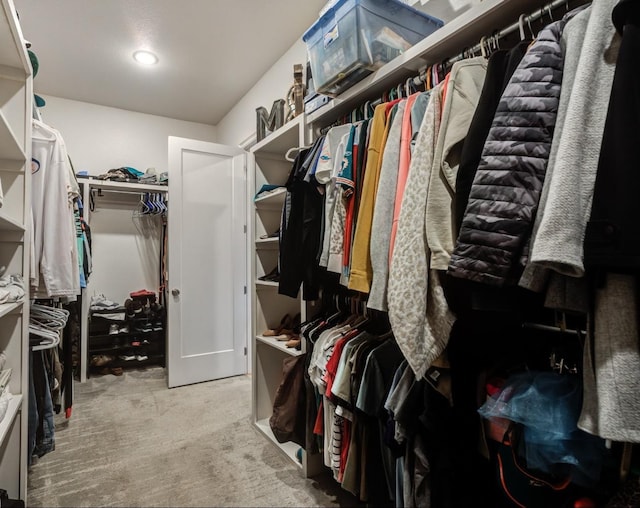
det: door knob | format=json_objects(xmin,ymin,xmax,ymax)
[{"xmin": 172, "ymin": 288, "xmax": 180, "ymax": 296}]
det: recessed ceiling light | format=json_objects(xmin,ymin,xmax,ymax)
[{"xmin": 133, "ymin": 50, "xmax": 158, "ymax": 65}]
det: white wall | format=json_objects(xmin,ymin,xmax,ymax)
[
  {"xmin": 38, "ymin": 95, "xmax": 217, "ymax": 305},
  {"xmin": 215, "ymin": 40, "xmax": 308, "ymax": 147},
  {"xmin": 38, "ymin": 95, "xmax": 218, "ymax": 175}
]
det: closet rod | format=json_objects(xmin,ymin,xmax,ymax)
[
  {"xmin": 447, "ymin": 0, "xmax": 571, "ymax": 64},
  {"xmin": 92, "ymin": 188, "xmax": 167, "ymax": 196},
  {"xmin": 522, "ymin": 322, "xmax": 584, "ymax": 335}
]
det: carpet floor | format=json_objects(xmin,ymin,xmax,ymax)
[{"xmin": 27, "ymin": 368, "xmax": 359, "ymax": 507}]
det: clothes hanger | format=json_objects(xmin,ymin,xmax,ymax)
[
  {"xmin": 527, "ymin": 15, "xmax": 535, "ymax": 39},
  {"xmin": 405, "ymin": 77, "xmax": 413, "ymax": 98},
  {"xmin": 546, "ymin": 5, "xmax": 554, "ymax": 22},
  {"xmin": 30, "ymin": 327, "xmax": 61, "ymax": 351},
  {"xmin": 491, "ymin": 31, "xmax": 501, "ymax": 52},
  {"xmin": 284, "ymin": 145, "xmax": 312, "ymax": 162},
  {"xmin": 518, "ymin": 14, "xmax": 527, "ymax": 41},
  {"xmin": 480, "ymin": 36, "xmax": 489, "ymax": 58}
]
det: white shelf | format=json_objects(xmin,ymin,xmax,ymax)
[
  {"xmin": 0, "ymin": 109, "xmax": 25, "ymax": 169},
  {"xmin": 251, "ymin": 115, "xmax": 303, "ymax": 156},
  {"xmin": 0, "ymin": 394, "xmax": 21, "ymax": 447},
  {"xmin": 255, "ymin": 280, "xmax": 279, "ymax": 288},
  {"xmin": 256, "ymin": 334, "xmax": 303, "ymax": 357},
  {"xmin": 254, "ymin": 187, "xmax": 286, "ymax": 209},
  {"xmin": 78, "ymin": 178, "xmax": 169, "ymax": 193},
  {"xmin": 307, "ymin": 0, "xmax": 549, "ymax": 127},
  {"xmin": 256, "ymin": 237, "xmax": 278, "ymax": 244},
  {"xmin": 254, "ymin": 418, "xmax": 303, "ymax": 469},
  {"xmin": 0, "ymin": 212, "xmax": 24, "ymax": 232},
  {"xmin": 255, "ymin": 237, "xmax": 279, "ymax": 250},
  {"xmin": 0, "ymin": 1, "xmax": 30, "ymax": 73},
  {"xmin": 0, "ymin": 300, "xmax": 21, "ymax": 319}
]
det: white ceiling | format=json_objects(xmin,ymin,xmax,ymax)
[{"xmin": 15, "ymin": 0, "xmax": 327, "ymax": 125}]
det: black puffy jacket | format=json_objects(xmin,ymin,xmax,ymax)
[{"xmin": 448, "ymin": 19, "xmax": 566, "ymax": 287}]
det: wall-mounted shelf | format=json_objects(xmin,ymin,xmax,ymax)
[
  {"xmin": 254, "ymin": 418, "xmax": 303, "ymax": 469},
  {"xmin": 252, "ymin": 115, "xmax": 304, "ymax": 157},
  {"xmin": 0, "ymin": 301, "xmax": 22, "ymax": 320},
  {"xmin": 255, "ymin": 280, "xmax": 279, "ymax": 288},
  {"xmin": 0, "ymin": 110, "xmax": 25, "ymax": 166},
  {"xmin": 0, "ymin": 394, "xmax": 21, "ymax": 447},
  {"xmin": 255, "ymin": 238, "xmax": 279, "ymax": 250},
  {"xmin": 0, "ymin": 212, "xmax": 24, "ymax": 232},
  {"xmin": 256, "ymin": 334, "xmax": 303, "ymax": 357},
  {"xmin": 77, "ymin": 178, "xmax": 169, "ymax": 194},
  {"xmin": 254, "ymin": 187, "xmax": 286, "ymax": 209},
  {"xmin": 307, "ymin": 0, "xmax": 551, "ymax": 128}
]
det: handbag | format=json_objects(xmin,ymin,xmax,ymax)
[
  {"xmin": 269, "ymin": 354, "xmax": 306, "ymax": 448},
  {"xmin": 495, "ymin": 424, "xmax": 596, "ymax": 508}
]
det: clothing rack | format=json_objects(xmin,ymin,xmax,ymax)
[
  {"xmin": 320, "ymin": 0, "xmax": 574, "ymax": 135},
  {"xmin": 447, "ymin": 0, "xmax": 572, "ymax": 65}
]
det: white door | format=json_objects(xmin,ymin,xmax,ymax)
[{"xmin": 167, "ymin": 137, "xmax": 247, "ymax": 388}]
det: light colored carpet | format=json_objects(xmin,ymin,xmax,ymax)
[{"xmin": 27, "ymin": 368, "xmax": 358, "ymax": 507}]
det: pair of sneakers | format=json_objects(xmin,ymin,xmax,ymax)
[
  {"xmin": 109, "ymin": 324, "xmax": 129, "ymax": 335},
  {"xmin": 124, "ymin": 299, "xmax": 143, "ymax": 318},
  {"xmin": 119, "ymin": 354, "xmax": 148, "ymax": 361},
  {"xmin": 90, "ymin": 293, "xmax": 120, "ymax": 311}
]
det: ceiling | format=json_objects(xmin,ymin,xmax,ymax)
[{"xmin": 15, "ymin": 0, "xmax": 327, "ymax": 125}]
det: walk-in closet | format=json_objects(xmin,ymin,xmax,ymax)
[{"xmin": 0, "ymin": 0, "xmax": 637, "ymax": 506}]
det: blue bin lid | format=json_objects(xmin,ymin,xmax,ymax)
[{"xmin": 302, "ymin": 0, "xmax": 443, "ymax": 43}]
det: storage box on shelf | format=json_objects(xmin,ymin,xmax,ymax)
[
  {"xmin": 0, "ymin": 0, "xmax": 31, "ymax": 500},
  {"xmin": 303, "ymin": 0, "xmax": 443, "ymax": 96}
]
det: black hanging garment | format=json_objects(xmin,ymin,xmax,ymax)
[
  {"xmin": 278, "ymin": 137, "xmax": 325, "ymax": 300},
  {"xmin": 584, "ymin": 0, "xmax": 640, "ymax": 270}
]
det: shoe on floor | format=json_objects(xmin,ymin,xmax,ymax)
[{"xmin": 90, "ymin": 355, "xmax": 114, "ymax": 367}]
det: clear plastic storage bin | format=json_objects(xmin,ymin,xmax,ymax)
[{"xmin": 303, "ymin": 0, "xmax": 443, "ymax": 96}]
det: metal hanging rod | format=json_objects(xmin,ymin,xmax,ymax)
[{"xmin": 446, "ymin": 0, "xmax": 573, "ymax": 65}]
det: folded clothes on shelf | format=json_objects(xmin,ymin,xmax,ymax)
[
  {"xmin": 0, "ymin": 274, "xmax": 24, "ymax": 304},
  {"xmin": 96, "ymin": 166, "xmax": 143, "ymax": 182},
  {"xmin": 254, "ymin": 184, "xmax": 284, "ymax": 201}
]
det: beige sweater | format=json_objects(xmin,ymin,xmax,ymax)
[{"xmin": 426, "ymin": 57, "xmax": 487, "ymax": 270}]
